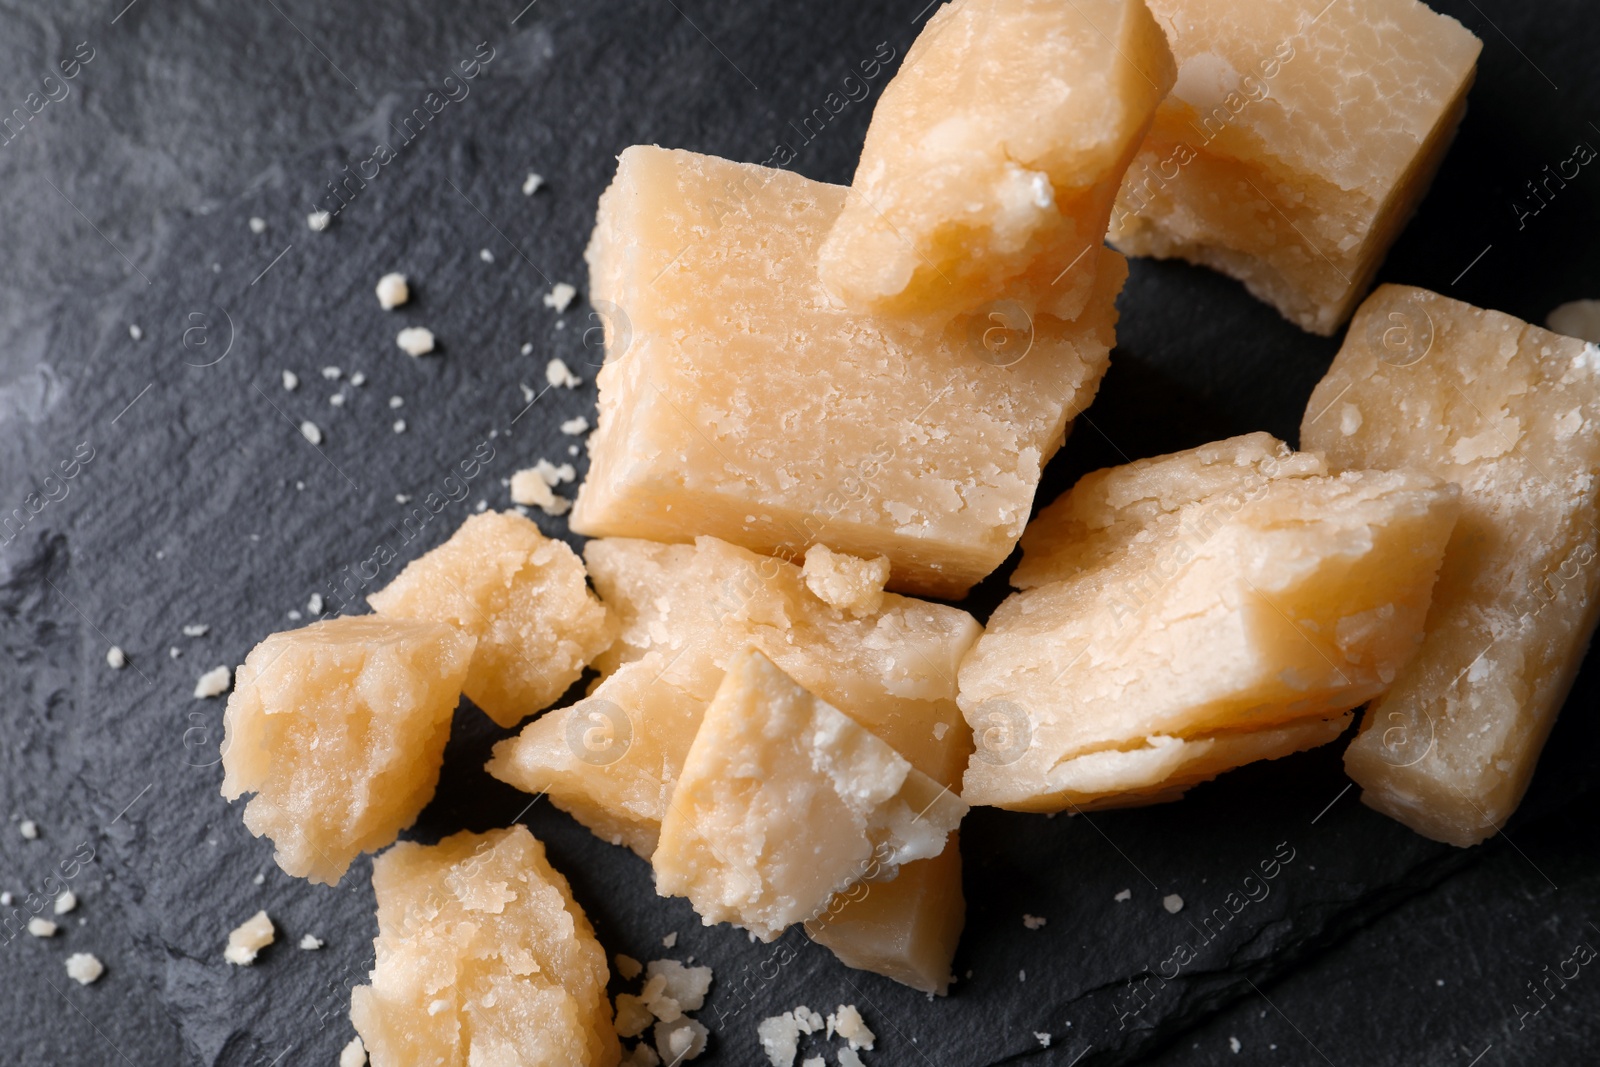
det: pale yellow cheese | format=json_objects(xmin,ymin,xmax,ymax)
[
  {"xmin": 817, "ymin": 0, "xmax": 1174, "ymax": 327},
  {"xmin": 571, "ymin": 145, "xmax": 1125, "ymax": 599},
  {"xmin": 1303, "ymin": 285, "xmax": 1600, "ymax": 846},
  {"xmin": 1109, "ymin": 0, "xmax": 1481, "ymax": 334},
  {"xmin": 960, "ymin": 433, "xmax": 1460, "ymax": 810},
  {"xmin": 220, "ymin": 616, "xmax": 474, "ymax": 885},
  {"xmin": 350, "ymin": 826, "xmax": 620, "ymax": 1067},
  {"xmin": 368, "ymin": 511, "xmax": 615, "ymax": 727},
  {"xmin": 653, "ymin": 650, "xmax": 966, "ymax": 942}
]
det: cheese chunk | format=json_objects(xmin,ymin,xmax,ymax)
[
  {"xmin": 351, "ymin": 827, "xmax": 620, "ymax": 1067},
  {"xmin": 571, "ymin": 145, "xmax": 1125, "ymax": 599},
  {"xmin": 1109, "ymin": 0, "xmax": 1481, "ymax": 334},
  {"xmin": 368, "ymin": 511, "xmax": 615, "ymax": 727},
  {"xmin": 654, "ymin": 650, "xmax": 967, "ymax": 942},
  {"xmin": 801, "ymin": 544, "xmax": 891, "ymax": 618},
  {"xmin": 960, "ymin": 433, "xmax": 1460, "ymax": 810},
  {"xmin": 220, "ymin": 616, "xmax": 474, "ymax": 885},
  {"xmin": 1303, "ymin": 285, "xmax": 1600, "ymax": 846},
  {"xmin": 817, "ymin": 0, "xmax": 1174, "ymax": 326}
]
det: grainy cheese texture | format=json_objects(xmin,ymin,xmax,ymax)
[
  {"xmin": 654, "ymin": 650, "xmax": 966, "ymax": 942},
  {"xmin": 816, "ymin": 0, "xmax": 1174, "ymax": 326},
  {"xmin": 961, "ymin": 433, "xmax": 1460, "ymax": 811},
  {"xmin": 368, "ymin": 511, "xmax": 615, "ymax": 727},
  {"xmin": 1303, "ymin": 285, "xmax": 1600, "ymax": 845},
  {"xmin": 219, "ymin": 616, "xmax": 475, "ymax": 885},
  {"xmin": 351, "ymin": 827, "xmax": 620, "ymax": 1067},
  {"xmin": 571, "ymin": 146, "xmax": 1125, "ymax": 599},
  {"xmin": 1109, "ymin": 0, "xmax": 1481, "ymax": 334}
]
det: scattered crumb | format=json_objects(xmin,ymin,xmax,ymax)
[
  {"xmin": 106, "ymin": 646, "xmax": 126, "ymax": 669},
  {"xmin": 560, "ymin": 416, "xmax": 589, "ymax": 435},
  {"xmin": 194, "ymin": 665, "xmax": 231, "ymax": 699},
  {"xmin": 479, "ymin": 248, "xmax": 495, "ymax": 263},
  {"xmin": 827, "ymin": 1005, "xmax": 875, "ymax": 1051},
  {"xmin": 520, "ymin": 342, "xmax": 534, "ymax": 355},
  {"xmin": 299, "ymin": 420, "xmax": 323, "ymax": 445},
  {"xmin": 281, "ymin": 370, "xmax": 298, "ymax": 391},
  {"xmin": 169, "ymin": 646, "xmax": 182, "ymax": 659},
  {"xmin": 307, "ymin": 210, "xmax": 331, "ymax": 231},
  {"xmin": 1035, "ymin": 1032, "xmax": 1052, "ymax": 1048},
  {"xmin": 66, "ymin": 953, "xmax": 104, "ymax": 985},
  {"xmin": 308, "ymin": 593, "xmax": 324, "ymax": 616},
  {"xmin": 321, "ymin": 366, "xmax": 342, "ymax": 380},
  {"xmin": 616, "ymin": 994, "xmax": 654, "ymax": 1038},
  {"xmin": 475, "ymin": 499, "xmax": 488, "ymax": 512},
  {"xmin": 393, "ymin": 419, "xmax": 407, "ymax": 434},
  {"xmin": 654, "ymin": 1016, "xmax": 708, "ymax": 1064},
  {"xmin": 544, "ymin": 282, "xmax": 577, "ymax": 312},
  {"xmin": 397, "ymin": 327, "xmax": 435, "ymax": 357},
  {"xmin": 1023, "ymin": 914, "xmax": 1046, "ymax": 930},
  {"xmin": 54, "ymin": 891, "xmax": 77, "ymax": 915},
  {"xmin": 1163, "ymin": 894, "xmax": 1184, "ymax": 914},
  {"xmin": 329, "ymin": 393, "xmax": 345, "ymax": 408},
  {"xmin": 248, "ymin": 216, "xmax": 266, "ymax": 234},
  {"xmin": 20, "ymin": 820, "xmax": 39, "ymax": 840},
  {"xmin": 395, "ymin": 494, "xmax": 411, "ymax": 504},
  {"xmin": 375, "ymin": 273, "xmax": 409, "ymax": 310},
  {"xmin": 546, "ymin": 357, "xmax": 581, "ymax": 388},
  {"xmin": 568, "ymin": 444, "xmax": 579, "ymax": 456},
  {"xmin": 933, "ymin": 722, "xmax": 949, "ymax": 740},
  {"xmin": 616, "ymin": 954, "xmax": 643, "ymax": 981},
  {"xmin": 287, "ymin": 610, "xmax": 302, "ymax": 621},
  {"xmin": 27, "ymin": 917, "xmax": 57, "ymax": 938},
  {"xmin": 1, "ymin": 892, "xmax": 13, "ymax": 906},
  {"xmin": 1115, "ymin": 888, "xmax": 1131, "ymax": 902},
  {"xmin": 224, "ymin": 910, "xmax": 275, "ymax": 965},
  {"xmin": 388, "ymin": 396, "xmax": 403, "ymax": 409},
  {"xmin": 1229, "ymin": 1036, "xmax": 1241, "ymax": 1053},
  {"xmin": 128, "ymin": 324, "xmax": 143, "ymax": 341},
  {"xmin": 299, "ymin": 936, "xmax": 321, "ymax": 955},
  {"xmin": 349, "ymin": 372, "xmax": 365, "ymax": 387},
  {"xmin": 251, "ymin": 872, "xmax": 265, "ymax": 886},
  {"xmin": 837, "ymin": 1051, "xmax": 865, "ymax": 1067},
  {"xmin": 1019, "ymin": 970, "xmax": 1027, "ymax": 982},
  {"xmin": 522, "ymin": 172, "xmax": 544, "ymax": 195},
  {"xmin": 339, "ymin": 1035, "xmax": 367, "ymax": 1067},
  {"xmin": 183, "ymin": 624, "xmax": 210, "ymax": 637},
  {"xmin": 509, "ymin": 469, "xmax": 570, "ymax": 516}
]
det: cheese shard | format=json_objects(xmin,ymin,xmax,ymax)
[
  {"xmin": 350, "ymin": 826, "xmax": 620, "ymax": 1067},
  {"xmin": 572, "ymin": 145, "xmax": 1125, "ymax": 599},
  {"xmin": 960, "ymin": 433, "xmax": 1460, "ymax": 811},
  {"xmin": 816, "ymin": 0, "xmax": 1174, "ymax": 326},
  {"xmin": 487, "ymin": 536, "xmax": 978, "ymax": 857},
  {"xmin": 1303, "ymin": 285, "xmax": 1600, "ymax": 846},
  {"xmin": 653, "ymin": 650, "xmax": 967, "ymax": 942},
  {"xmin": 220, "ymin": 616, "xmax": 474, "ymax": 885},
  {"xmin": 1109, "ymin": 0, "xmax": 1481, "ymax": 334},
  {"xmin": 801, "ymin": 545, "xmax": 891, "ymax": 618},
  {"xmin": 368, "ymin": 511, "xmax": 615, "ymax": 727}
]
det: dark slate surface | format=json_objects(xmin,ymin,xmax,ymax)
[{"xmin": 1, "ymin": 1, "xmax": 1598, "ymax": 1064}]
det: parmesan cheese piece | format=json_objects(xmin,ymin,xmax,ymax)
[
  {"xmin": 960, "ymin": 433, "xmax": 1460, "ymax": 810},
  {"xmin": 66, "ymin": 952, "xmax": 104, "ymax": 985},
  {"xmin": 27, "ymin": 917, "xmax": 57, "ymax": 938},
  {"xmin": 819, "ymin": 0, "xmax": 1174, "ymax": 326},
  {"xmin": 801, "ymin": 545, "xmax": 891, "ymax": 618},
  {"xmin": 654, "ymin": 650, "xmax": 966, "ymax": 941},
  {"xmin": 350, "ymin": 827, "xmax": 620, "ymax": 1067},
  {"xmin": 572, "ymin": 145, "xmax": 1125, "ymax": 599},
  {"xmin": 1303, "ymin": 285, "xmax": 1600, "ymax": 845},
  {"xmin": 545, "ymin": 282, "xmax": 578, "ymax": 312},
  {"xmin": 339, "ymin": 1036, "xmax": 366, "ymax": 1067},
  {"xmin": 106, "ymin": 646, "xmax": 126, "ymax": 669},
  {"xmin": 375, "ymin": 272, "xmax": 409, "ymax": 310},
  {"xmin": 220, "ymin": 616, "xmax": 475, "ymax": 884},
  {"xmin": 1110, "ymin": 0, "xmax": 1481, "ymax": 334},
  {"xmin": 224, "ymin": 910, "xmax": 274, "ymax": 965},
  {"xmin": 194, "ymin": 665, "xmax": 231, "ymax": 698},
  {"xmin": 396, "ymin": 327, "xmax": 435, "ymax": 357},
  {"xmin": 368, "ymin": 511, "xmax": 614, "ymax": 727}
]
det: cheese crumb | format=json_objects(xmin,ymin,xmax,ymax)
[
  {"xmin": 299, "ymin": 420, "xmax": 323, "ymax": 445},
  {"xmin": 128, "ymin": 324, "xmax": 142, "ymax": 341},
  {"xmin": 393, "ymin": 419, "xmax": 407, "ymax": 434},
  {"xmin": 560, "ymin": 416, "xmax": 589, "ymax": 435},
  {"xmin": 281, "ymin": 369, "xmax": 299, "ymax": 391},
  {"xmin": 827, "ymin": 1006, "xmax": 875, "ymax": 1051},
  {"xmin": 248, "ymin": 216, "xmax": 266, "ymax": 234},
  {"xmin": 544, "ymin": 282, "xmax": 577, "ymax": 312},
  {"xmin": 339, "ymin": 1035, "xmax": 367, "ymax": 1067},
  {"xmin": 837, "ymin": 1051, "xmax": 865, "ymax": 1067},
  {"xmin": 106, "ymin": 646, "xmax": 126, "ymax": 669},
  {"xmin": 396, "ymin": 327, "xmax": 435, "ymax": 357},
  {"xmin": 194, "ymin": 665, "xmax": 231, "ymax": 698},
  {"xmin": 616, "ymin": 954, "xmax": 643, "ymax": 981},
  {"xmin": 758, "ymin": 1006, "xmax": 825, "ymax": 1067},
  {"xmin": 389, "ymin": 396, "xmax": 403, "ymax": 409},
  {"xmin": 371, "ymin": 273, "xmax": 410, "ymax": 314},
  {"xmin": 299, "ymin": 934, "xmax": 323, "ymax": 950},
  {"xmin": 20, "ymin": 819, "xmax": 38, "ymax": 840},
  {"xmin": 321, "ymin": 366, "xmax": 342, "ymax": 380},
  {"xmin": 661, "ymin": 932, "xmax": 678, "ymax": 949},
  {"xmin": 1022, "ymin": 914, "xmax": 1046, "ymax": 930},
  {"xmin": 615, "ymin": 994, "xmax": 654, "ymax": 1038},
  {"xmin": 307, "ymin": 210, "xmax": 331, "ymax": 231},
  {"xmin": 1229, "ymin": 1036, "xmax": 1242, "ymax": 1053},
  {"xmin": 1, "ymin": 892, "xmax": 13, "ymax": 905},
  {"xmin": 183, "ymin": 624, "xmax": 210, "ymax": 637},
  {"xmin": 308, "ymin": 593, "xmax": 324, "ymax": 616},
  {"xmin": 546, "ymin": 357, "xmax": 581, "ymax": 388},
  {"xmin": 66, "ymin": 953, "xmax": 104, "ymax": 985},
  {"xmin": 479, "ymin": 248, "xmax": 495, "ymax": 263},
  {"xmin": 1035, "ymin": 1032, "xmax": 1052, "ymax": 1048},
  {"xmin": 28, "ymin": 917, "xmax": 57, "ymax": 937},
  {"xmin": 54, "ymin": 891, "xmax": 77, "ymax": 915},
  {"xmin": 349, "ymin": 372, "xmax": 365, "ymax": 387},
  {"xmin": 224, "ymin": 909, "xmax": 274, "ymax": 965},
  {"xmin": 1163, "ymin": 894, "xmax": 1184, "ymax": 914},
  {"xmin": 1115, "ymin": 888, "xmax": 1131, "ymax": 902},
  {"xmin": 653, "ymin": 1016, "xmax": 708, "ymax": 1063},
  {"xmin": 509, "ymin": 469, "xmax": 571, "ymax": 516},
  {"xmin": 522, "ymin": 172, "xmax": 544, "ymax": 195},
  {"xmin": 329, "ymin": 393, "xmax": 345, "ymax": 408}
]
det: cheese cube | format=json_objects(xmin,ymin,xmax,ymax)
[
  {"xmin": 960, "ymin": 433, "xmax": 1460, "ymax": 810},
  {"xmin": 571, "ymin": 145, "xmax": 1125, "ymax": 599},
  {"xmin": 220, "ymin": 616, "xmax": 475, "ymax": 885},
  {"xmin": 487, "ymin": 536, "xmax": 978, "ymax": 856},
  {"xmin": 368, "ymin": 511, "xmax": 615, "ymax": 727},
  {"xmin": 1109, "ymin": 0, "xmax": 1481, "ymax": 334},
  {"xmin": 816, "ymin": 0, "xmax": 1174, "ymax": 326},
  {"xmin": 1302, "ymin": 285, "xmax": 1600, "ymax": 846},
  {"xmin": 350, "ymin": 826, "xmax": 620, "ymax": 1067},
  {"xmin": 654, "ymin": 649, "xmax": 967, "ymax": 942}
]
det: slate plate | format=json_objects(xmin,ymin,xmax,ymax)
[{"xmin": 2, "ymin": 1, "xmax": 1598, "ymax": 1065}]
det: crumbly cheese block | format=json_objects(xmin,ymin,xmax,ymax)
[
  {"xmin": 368, "ymin": 511, "xmax": 615, "ymax": 727},
  {"xmin": 654, "ymin": 650, "xmax": 967, "ymax": 942},
  {"xmin": 1109, "ymin": 0, "xmax": 1481, "ymax": 334},
  {"xmin": 961, "ymin": 433, "xmax": 1460, "ymax": 810},
  {"xmin": 220, "ymin": 616, "xmax": 474, "ymax": 885},
  {"xmin": 571, "ymin": 145, "xmax": 1125, "ymax": 599},
  {"xmin": 487, "ymin": 536, "xmax": 977, "ymax": 857},
  {"xmin": 350, "ymin": 827, "xmax": 620, "ymax": 1067},
  {"xmin": 1303, "ymin": 285, "xmax": 1600, "ymax": 845},
  {"xmin": 816, "ymin": 0, "xmax": 1173, "ymax": 326}
]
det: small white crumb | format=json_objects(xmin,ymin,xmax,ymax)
[
  {"xmin": 224, "ymin": 909, "xmax": 275, "ymax": 965},
  {"xmin": 546, "ymin": 357, "xmax": 581, "ymax": 388},
  {"xmin": 543, "ymin": 282, "xmax": 577, "ymax": 312},
  {"xmin": 28, "ymin": 917, "xmax": 57, "ymax": 937},
  {"xmin": 308, "ymin": 593, "xmax": 324, "ymax": 616},
  {"xmin": 183, "ymin": 624, "xmax": 209, "ymax": 637},
  {"xmin": 837, "ymin": 1051, "xmax": 865, "ymax": 1067},
  {"xmin": 169, "ymin": 646, "xmax": 182, "ymax": 659},
  {"xmin": 349, "ymin": 372, "xmax": 365, "ymax": 387},
  {"xmin": 521, "ymin": 172, "xmax": 544, "ymax": 195},
  {"xmin": 509, "ymin": 470, "xmax": 570, "ymax": 515},
  {"xmin": 474, "ymin": 499, "xmax": 488, "ymax": 512},
  {"xmin": 128, "ymin": 324, "xmax": 143, "ymax": 341},
  {"xmin": 20, "ymin": 820, "xmax": 39, "ymax": 840},
  {"xmin": 1115, "ymin": 888, "xmax": 1131, "ymax": 902},
  {"xmin": 281, "ymin": 370, "xmax": 299, "ymax": 391},
  {"xmin": 106, "ymin": 646, "xmax": 126, "ymax": 669},
  {"xmin": 307, "ymin": 210, "xmax": 331, "ymax": 231},
  {"xmin": 1229, "ymin": 1036, "xmax": 1242, "ymax": 1053},
  {"xmin": 1163, "ymin": 894, "xmax": 1184, "ymax": 914},
  {"xmin": 654, "ymin": 1016, "xmax": 708, "ymax": 1064},
  {"xmin": 339, "ymin": 1035, "xmax": 367, "ymax": 1067},
  {"xmin": 397, "ymin": 327, "xmax": 435, "ymax": 357},
  {"xmin": 534, "ymin": 459, "xmax": 576, "ymax": 485},
  {"xmin": 520, "ymin": 342, "xmax": 533, "ymax": 355},
  {"xmin": 427, "ymin": 998, "xmax": 449, "ymax": 1016},
  {"xmin": 287, "ymin": 610, "xmax": 302, "ymax": 621},
  {"xmin": 375, "ymin": 272, "xmax": 409, "ymax": 310},
  {"xmin": 1023, "ymin": 914, "xmax": 1047, "ymax": 930},
  {"xmin": 298, "ymin": 934, "xmax": 324, "ymax": 951},
  {"xmin": 662, "ymin": 932, "xmax": 678, "ymax": 949},
  {"xmin": 1035, "ymin": 1032, "xmax": 1052, "ymax": 1048},
  {"xmin": 299, "ymin": 420, "xmax": 323, "ymax": 445},
  {"xmin": 388, "ymin": 395, "xmax": 403, "ymax": 409},
  {"xmin": 615, "ymin": 954, "xmax": 643, "ymax": 981},
  {"xmin": 1019, "ymin": 970, "xmax": 1027, "ymax": 982},
  {"xmin": 479, "ymin": 248, "xmax": 495, "ymax": 263},
  {"xmin": 321, "ymin": 366, "xmax": 341, "ymax": 380},
  {"xmin": 827, "ymin": 1005, "xmax": 875, "ymax": 1051},
  {"xmin": 66, "ymin": 952, "xmax": 104, "ymax": 985},
  {"xmin": 393, "ymin": 419, "xmax": 407, "ymax": 434},
  {"xmin": 1, "ymin": 892, "xmax": 13, "ymax": 906},
  {"xmin": 194, "ymin": 665, "xmax": 231, "ymax": 698},
  {"xmin": 54, "ymin": 891, "xmax": 77, "ymax": 915},
  {"xmin": 248, "ymin": 216, "xmax": 267, "ymax": 234},
  {"xmin": 395, "ymin": 494, "xmax": 411, "ymax": 504},
  {"xmin": 329, "ymin": 393, "xmax": 345, "ymax": 408},
  {"xmin": 560, "ymin": 416, "xmax": 589, "ymax": 435},
  {"xmin": 568, "ymin": 444, "xmax": 579, "ymax": 456},
  {"xmin": 251, "ymin": 872, "xmax": 265, "ymax": 886}
]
